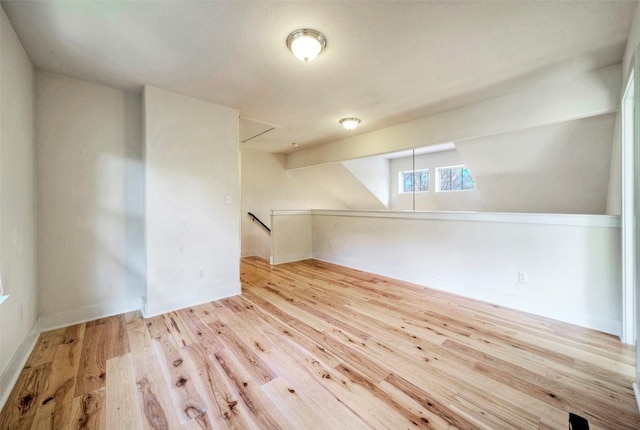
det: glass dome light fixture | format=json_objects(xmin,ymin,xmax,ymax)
[
  {"xmin": 339, "ymin": 117, "xmax": 361, "ymax": 130},
  {"xmin": 286, "ymin": 29, "xmax": 327, "ymax": 62}
]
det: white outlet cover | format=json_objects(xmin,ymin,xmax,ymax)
[{"xmin": 518, "ymin": 271, "xmax": 528, "ymax": 283}]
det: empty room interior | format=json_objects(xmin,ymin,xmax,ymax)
[{"xmin": 3, "ymin": 0, "xmax": 640, "ymax": 428}]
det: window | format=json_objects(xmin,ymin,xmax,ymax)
[
  {"xmin": 436, "ymin": 165, "xmax": 475, "ymax": 192},
  {"xmin": 399, "ymin": 169, "xmax": 428, "ymax": 193}
]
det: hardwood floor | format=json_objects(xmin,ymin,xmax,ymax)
[{"xmin": 1, "ymin": 256, "xmax": 639, "ymax": 429}]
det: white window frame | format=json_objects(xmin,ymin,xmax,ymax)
[
  {"xmin": 436, "ymin": 164, "xmax": 475, "ymax": 192},
  {"xmin": 398, "ymin": 169, "xmax": 429, "ymax": 194}
]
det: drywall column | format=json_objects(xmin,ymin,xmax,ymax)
[
  {"xmin": 270, "ymin": 210, "xmax": 312, "ymax": 264},
  {"xmin": 144, "ymin": 86, "xmax": 240, "ymax": 316}
]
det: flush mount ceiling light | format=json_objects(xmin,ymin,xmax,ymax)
[
  {"xmin": 286, "ymin": 29, "xmax": 326, "ymax": 62},
  {"xmin": 339, "ymin": 117, "xmax": 361, "ymax": 130}
]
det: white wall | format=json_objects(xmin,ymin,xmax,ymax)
[
  {"xmin": 268, "ymin": 210, "xmax": 622, "ymax": 334},
  {"xmin": 294, "ymin": 114, "xmax": 616, "ymax": 215},
  {"xmin": 307, "ymin": 211, "xmax": 621, "ymax": 335},
  {"xmin": 606, "ymin": 113, "xmax": 622, "ymax": 215},
  {"xmin": 0, "ymin": 5, "xmax": 38, "ymax": 407},
  {"xmin": 144, "ymin": 86, "xmax": 240, "ymax": 317},
  {"xmin": 36, "ymin": 71, "xmax": 144, "ymax": 329},
  {"xmin": 290, "ymin": 163, "xmax": 387, "ymax": 210},
  {"xmin": 241, "ymin": 149, "xmax": 345, "ymax": 259},
  {"xmin": 389, "ymin": 150, "xmax": 486, "ymax": 211},
  {"xmin": 341, "ymin": 156, "xmax": 390, "ymax": 207},
  {"xmin": 456, "ymin": 114, "xmax": 616, "ymax": 214},
  {"xmin": 623, "ymin": 2, "xmax": 640, "ymax": 79}
]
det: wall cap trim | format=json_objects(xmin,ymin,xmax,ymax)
[
  {"xmin": 272, "ymin": 209, "xmax": 620, "ymax": 228},
  {"xmin": 271, "ymin": 210, "xmax": 312, "ymax": 216}
]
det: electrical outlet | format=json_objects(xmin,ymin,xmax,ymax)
[
  {"xmin": 225, "ymin": 195, "xmax": 231, "ymax": 205},
  {"xmin": 518, "ymin": 271, "xmax": 528, "ymax": 284},
  {"xmin": 197, "ymin": 267, "xmax": 204, "ymax": 279}
]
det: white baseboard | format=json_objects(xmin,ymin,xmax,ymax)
[
  {"xmin": 0, "ymin": 319, "xmax": 40, "ymax": 411},
  {"xmin": 633, "ymin": 382, "xmax": 640, "ymax": 414},
  {"xmin": 270, "ymin": 252, "xmax": 312, "ymax": 265},
  {"xmin": 242, "ymin": 249, "xmax": 270, "ymax": 261},
  {"xmin": 39, "ymin": 296, "xmax": 144, "ymax": 332},
  {"xmin": 313, "ymin": 252, "xmax": 622, "ymax": 336},
  {"xmin": 143, "ymin": 282, "xmax": 241, "ymax": 318}
]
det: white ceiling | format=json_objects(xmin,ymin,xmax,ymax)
[{"xmin": 2, "ymin": 0, "xmax": 636, "ymax": 153}]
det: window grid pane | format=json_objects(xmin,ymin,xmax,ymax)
[
  {"xmin": 403, "ymin": 172, "xmax": 413, "ymax": 193},
  {"xmin": 414, "ymin": 170, "xmax": 428, "ymax": 192},
  {"xmin": 399, "ymin": 169, "xmax": 429, "ymax": 193},
  {"xmin": 438, "ymin": 166, "xmax": 475, "ymax": 192},
  {"xmin": 461, "ymin": 167, "xmax": 475, "ymax": 190}
]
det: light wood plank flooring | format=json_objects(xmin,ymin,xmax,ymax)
[{"xmin": 1, "ymin": 257, "xmax": 639, "ymax": 429}]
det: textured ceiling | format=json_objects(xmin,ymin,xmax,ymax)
[{"xmin": 2, "ymin": 1, "xmax": 637, "ymax": 153}]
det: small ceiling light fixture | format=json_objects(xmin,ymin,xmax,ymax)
[
  {"xmin": 286, "ymin": 29, "xmax": 326, "ymax": 62},
  {"xmin": 339, "ymin": 117, "xmax": 361, "ymax": 131}
]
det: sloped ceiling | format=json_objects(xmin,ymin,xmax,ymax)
[
  {"xmin": 341, "ymin": 157, "xmax": 390, "ymax": 207},
  {"xmin": 290, "ymin": 164, "xmax": 388, "ymax": 210},
  {"xmin": 1, "ymin": 1, "xmax": 636, "ymax": 153},
  {"xmin": 455, "ymin": 114, "xmax": 616, "ymax": 214}
]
